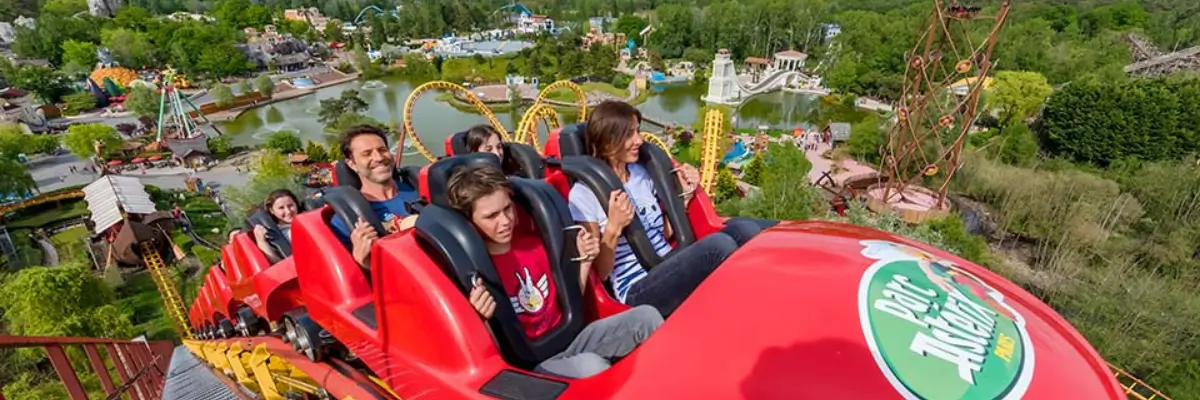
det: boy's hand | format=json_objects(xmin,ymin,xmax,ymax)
[{"xmin": 469, "ymin": 278, "xmax": 496, "ymax": 319}]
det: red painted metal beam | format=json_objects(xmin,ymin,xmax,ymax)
[
  {"xmin": 84, "ymin": 344, "xmax": 118, "ymax": 396},
  {"xmin": 45, "ymin": 344, "xmax": 89, "ymax": 400}
]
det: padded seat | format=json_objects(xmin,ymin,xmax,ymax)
[
  {"xmin": 333, "ymin": 160, "xmax": 421, "ymax": 190},
  {"xmin": 413, "ymin": 155, "xmax": 585, "ymax": 369},
  {"xmin": 554, "ymin": 124, "xmax": 696, "ymax": 265},
  {"xmin": 444, "ymin": 131, "xmax": 546, "ymax": 179},
  {"xmin": 247, "ymin": 209, "xmax": 291, "ymax": 259}
]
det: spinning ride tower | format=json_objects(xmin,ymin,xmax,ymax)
[{"xmin": 868, "ymin": 0, "xmax": 1011, "ymax": 223}]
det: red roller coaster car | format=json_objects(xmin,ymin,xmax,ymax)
[{"xmin": 189, "ymin": 125, "xmax": 1123, "ymax": 399}]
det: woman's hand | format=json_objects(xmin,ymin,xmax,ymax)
[
  {"xmin": 675, "ymin": 163, "xmax": 701, "ymax": 203},
  {"xmin": 252, "ymin": 224, "xmax": 269, "ymax": 244},
  {"xmin": 606, "ymin": 190, "xmax": 635, "ymax": 231},
  {"xmin": 575, "ymin": 228, "xmax": 600, "ymax": 290},
  {"xmin": 469, "ymin": 278, "xmax": 496, "ymax": 319},
  {"xmin": 350, "ymin": 218, "xmax": 378, "ymax": 267},
  {"xmin": 576, "ymin": 228, "xmax": 600, "ymax": 264}
]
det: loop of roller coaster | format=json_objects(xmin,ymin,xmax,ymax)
[{"xmin": 402, "ymin": 81, "xmax": 510, "ymax": 162}]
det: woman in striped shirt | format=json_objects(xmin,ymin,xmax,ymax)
[{"xmin": 569, "ymin": 101, "xmax": 772, "ymax": 317}]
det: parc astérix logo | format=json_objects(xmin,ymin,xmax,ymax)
[{"xmin": 857, "ymin": 240, "xmax": 1034, "ymax": 400}]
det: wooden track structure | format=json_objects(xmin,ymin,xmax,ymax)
[{"xmin": 1124, "ymin": 33, "xmax": 1200, "ymax": 77}]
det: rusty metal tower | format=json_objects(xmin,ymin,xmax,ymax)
[{"xmin": 880, "ymin": 0, "xmax": 1011, "ymax": 207}]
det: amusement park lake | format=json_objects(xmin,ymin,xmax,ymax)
[{"xmin": 219, "ymin": 75, "xmax": 860, "ymax": 161}]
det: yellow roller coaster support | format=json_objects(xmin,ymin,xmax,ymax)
[
  {"xmin": 139, "ymin": 241, "xmax": 192, "ymax": 339},
  {"xmin": 514, "ymin": 103, "xmax": 561, "ymax": 153},
  {"xmin": 403, "ymin": 81, "xmax": 509, "ymax": 162},
  {"xmin": 534, "ymin": 80, "xmax": 588, "ymax": 122},
  {"xmin": 186, "ymin": 340, "xmax": 326, "ymax": 400},
  {"xmin": 640, "ymin": 132, "xmax": 671, "ymax": 156},
  {"xmin": 699, "ymin": 109, "xmax": 723, "ymax": 193}
]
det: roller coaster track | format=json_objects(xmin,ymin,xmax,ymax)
[
  {"xmin": 141, "ymin": 241, "xmax": 193, "ymax": 340},
  {"xmin": 513, "ymin": 102, "xmax": 560, "ymax": 153},
  {"xmin": 699, "ymin": 109, "xmax": 723, "ymax": 192},
  {"xmin": 0, "ymin": 190, "xmax": 85, "ymax": 216},
  {"xmin": 183, "ymin": 336, "xmax": 397, "ymax": 400},
  {"xmin": 403, "ymin": 81, "xmax": 509, "ymax": 162},
  {"xmin": 533, "ymin": 80, "xmax": 588, "ymax": 122}
]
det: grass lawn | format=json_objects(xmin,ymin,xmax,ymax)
[
  {"xmin": 49, "ymin": 226, "xmax": 91, "ymax": 265},
  {"xmin": 545, "ymin": 82, "xmax": 629, "ymax": 103}
]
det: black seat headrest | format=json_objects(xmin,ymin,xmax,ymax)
[
  {"xmin": 322, "ymin": 186, "xmax": 386, "ymax": 238},
  {"xmin": 303, "ymin": 195, "xmax": 326, "ymax": 211},
  {"xmin": 502, "ymin": 142, "xmax": 545, "ymax": 179},
  {"xmin": 449, "ymin": 131, "xmax": 470, "ymax": 155},
  {"xmin": 335, "ymin": 160, "xmax": 421, "ymax": 190},
  {"xmin": 412, "ymin": 178, "xmax": 584, "ymax": 369},
  {"xmin": 638, "ymin": 142, "xmax": 696, "ymax": 248},
  {"xmin": 422, "ymin": 153, "xmax": 502, "ymax": 207},
  {"xmin": 557, "ymin": 123, "xmax": 587, "ymax": 157},
  {"xmin": 246, "ymin": 208, "xmax": 292, "ymax": 259},
  {"xmin": 559, "ymin": 155, "xmax": 667, "ymax": 268}
]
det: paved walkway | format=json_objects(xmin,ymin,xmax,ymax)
[
  {"xmin": 30, "ymin": 153, "xmax": 250, "ymax": 193},
  {"xmin": 36, "ymin": 237, "xmax": 58, "ymax": 266},
  {"xmin": 161, "ymin": 345, "xmax": 243, "ymax": 400},
  {"xmin": 804, "ymin": 141, "xmax": 877, "ymax": 186}
]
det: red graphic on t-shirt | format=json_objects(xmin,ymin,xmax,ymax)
[{"xmin": 491, "ymin": 234, "xmax": 561, "ymax": 339}]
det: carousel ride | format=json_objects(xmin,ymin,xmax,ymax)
[{"xmin": 172, "ymin": 74, "xmax": 1166, "ymax": 400}]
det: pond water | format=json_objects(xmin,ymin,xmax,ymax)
[{"xmin": 219, "ymin": 75, "xmax": 864, "ymax": 161}]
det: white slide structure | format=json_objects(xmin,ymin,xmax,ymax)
[{"xmin": 735, "ymin": 69, "xmax": 809, "ymax": 97}]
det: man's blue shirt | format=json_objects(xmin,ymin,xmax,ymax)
[{"xmin": 330, "ymin": 180, "xmax": 420, "ymax": 247}]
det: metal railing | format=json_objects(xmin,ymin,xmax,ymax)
[
  {"xmin": 0, "ymin": 335, "xmax": 175, "ymax": 400},
  {"xmin": 1111, "ymin": 363, "xmax": 1173, "ymax": 400}
]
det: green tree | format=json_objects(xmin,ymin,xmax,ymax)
[
  {"xmin": 325, "ymin": 21, "xmax": 346, "ymax": 43},
  {"xmin": 742, "ymin": 155, "xmax": 765, "ymax": 186},
  {"xmin": 62, "ymin": 123, "xmax": 122, "ymax": 160},
  {"xmin": 401, "ymin": 53, "xmax": 437, "ymax": 78},
  {"xmin": 60, "ymin": 40, "xmax": 98, "ymax": 69},
  {"xmin": 0, "ymin": 123, "xmax": 58, "ymax": 157},
  {"xmin": 195, "ymin": 43, "xmax": 254, "ymax": 79},
  {"xmin": 100, "ymin": 28, "xmax": 154, "ymax": 68},
  {"xmin": 304, "ymin": 140, "xmax": 331, "ymax": 163},
  {"xmin": 990, "ymin": 123, "xmax": 1039, "ymax": 167},
  {"xmin": 61, "ymin": 92, "xmax": 98, "ymax": 116},
  {"xmin": 236, "ymin": 80, "xmax": 253, "ymax": 95},
  {"xmin": 8, "ymin": 66, "xmax": 70, "ymax": 103},
  {"xmin": 992, "ymin": 71, "xmax": 1053, "ymax": 125},
  {"xmin": 254, "ymin": 75, "xmax": 275, "ymax": 97},
  {"xmin": 263, "ymin": 131, "xmax": 303, "ymax": 154},
  {"xmin": 210, "ymin": 84, "xmax": 234, "ymax": 108},
  {"xmin": 714, "ymin": 168, "xmax": 739, "ymax": 202},
  {"xmin": 613, "ymin": 14, "xmax": 648, "ymax": 46},
  {"xmin": 124, "ymin": 85, "xmax": 160, "ymax": 118},
  {"xmin": 354, "ymin": 44, "xmax": 382, "ymax": 78},
  {"xmin": 0, "ymin": 264, "xmax": 134, "ymax": 338},
  {"xmin": 317, "ymin": 89, "xmax": 369, "ymax": 124},
  {"xmin": 208, "ymin": 136, "xmax": 233, "ymax": 157}
]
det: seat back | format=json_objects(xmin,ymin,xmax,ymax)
[
  {"xmin": 333, "ymin": 159, "xmax": 421, "ymax": 190},
  {"xmin": 553, "ymin": 122, "xmax": 696, "ymax": 250},
  {"xmin": 559, "ymin": 155, "xmax": 667, "ymax": 268},
  {"xmin": 444, "ymin": 131, "xmax": 546, "ymax": 179},
  {"xmin": 418, "ymin": 152, "xmax": 502, "ymax": 206},
  {"xmin": 323, "ymin": 186, "xmax": 388, "ymax": 240},
  {"xmin": 247, "ymin": 209, "xmax": 292, "ymax": 259},
  {"xmin": 413, "ymin": 173, "xmax": 584, "ymax": 369}
]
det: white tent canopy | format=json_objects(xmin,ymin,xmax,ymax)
[{"xmin": 83, "ymin": 176, "xmax": 157, "ymax": 233}]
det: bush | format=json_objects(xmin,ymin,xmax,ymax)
[
  {"xmin": 210, "ymin": 84, "xmax": 235, "ymax": 108},
  {"xmin": 989, "ymin": 122, "xmax": 1039, "ymax": 167},
  {"xmin": 263, "ymin": 131, "xmax": 302, "ymax": 154},
  {"xmin": 1041, "ymin": 76, "xmax": 1200, "ymax": 165},
  {"xmin": 61, "ymin": 92, "xmax": 98, "ymax": 116}
]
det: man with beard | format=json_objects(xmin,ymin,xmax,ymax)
[{"xmin": 331, "ymin": 125, "xmax": 420, "ymax": 267}]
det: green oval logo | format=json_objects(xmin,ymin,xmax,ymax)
[{"xmin": 858, "ymin": 240, "xmax": 1034, "ymax": 400}]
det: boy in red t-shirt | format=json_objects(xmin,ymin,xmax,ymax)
[{"xmin": 446, "ymin": 164, "xmax": 662, "ymax": 379}]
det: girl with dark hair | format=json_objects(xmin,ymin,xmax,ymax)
[
  {"xmin": 253, "ymin": 189, "xmax": 300, "ymax": 263},
  {"xmin": 568, "ymin": 100, "xmax": 774, "ymax": 317},
  {"xmin": 465, "ymin": 124, "xmax": 505, "ymax": 160}
]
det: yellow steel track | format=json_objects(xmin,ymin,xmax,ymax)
[
  {"xmin": 402, "ymin": 81, "xmax": 509, "ymax": 162},
  {"xmin": 699, "ymin": 109, "xmax": 723, "ymax": 193},
  {"xmin": 513, "ymin": 102, "xmax": 560, "ymax": 153},
  {"xmin": 0, "ymin": 190, "xmax": 84, "ymax": 216},
  {"xmin": 140, "ymin": 241, "xmax": 192, "ymax": 339},
  {"xmin": 640, "ymin": 132, "xmax": 671, "ymax": 156},
  {"xmin": 534, "ymin": 80, "xmax": 588, "ymax": 122}
]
